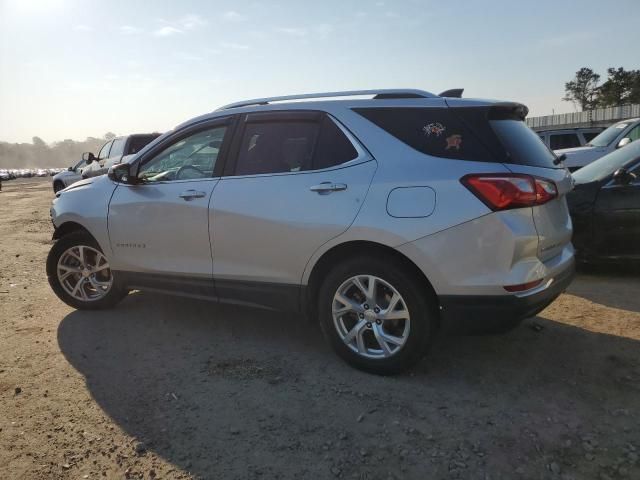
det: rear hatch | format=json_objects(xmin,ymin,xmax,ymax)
[{"xmin": 448, "ymin": 101, "xmax": 573, "ymax": 262}]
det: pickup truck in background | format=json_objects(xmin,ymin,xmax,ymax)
[
  {"xmin": 81, "ymin": 133, "xmax": 161, "ymax": 179},
  {"xmin": 555, "ymin": 118, "xmax": 640, "ymax": 171}
]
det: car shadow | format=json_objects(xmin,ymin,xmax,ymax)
[
  {"xmin": 568, "ymin": 266, "xmax": 640, "ymax": 313},
  {"xmin": 57, "ymin": 292, "xmax": 640, "ymax": 479}
]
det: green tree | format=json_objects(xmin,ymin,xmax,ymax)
[
  {"xmin": 563, "ymin": 67, "xmax": 600, "ymax": 111},
  {"xmin": 597, "ymin": 67, "xmax": 640, "ymax": 106}
]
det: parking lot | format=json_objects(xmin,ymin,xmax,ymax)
[{"xmin": 1, "ymin": 178, "xmax": 639, "ymax": 480}]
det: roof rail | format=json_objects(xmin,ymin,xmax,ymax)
[{"xmin": 217, "ymin": 89, "xmax": 436, "ymax": 110}]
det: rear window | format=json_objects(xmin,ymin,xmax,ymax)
[
  {"xmin": 582, "ymin": 131, "xmax": 600, "ymax": 143},
  {"xmin": 354, "ymin": 107, "xmax": 559, "ymax": 169},
  {"xmin": 128, "ymin": 135, "xmax": 159, "ymax": 155},
  {"xmin": 549, "ymin": 133, "xmax": 581, "ymax": 150},
  {"xmin": 489, "ymin": 120, "xmax": 558, "ymax": 168}
]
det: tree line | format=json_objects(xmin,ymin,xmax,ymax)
[
  {"xmin": 563, "ymin": 67, "xmax": 640, "ymax": 111},
  {"xmin": 3, "ymin": 67, "xmax": 638, "ymax": 168},
  {"xmin": 0, "ymin": 133, "xmax": 116, "ymax": 169}
]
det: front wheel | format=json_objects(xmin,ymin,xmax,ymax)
[
  {"xmin": 318, "ymin": 255, "xmax": 437, "ymax": 375},
  {"xmin": 46, "ymin": 231, "xmax": 127, "ymax": 310}
]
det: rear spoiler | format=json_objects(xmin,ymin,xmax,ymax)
[{"xmin": 439, "ymin": 88, "xmax": 464, "ymax": 98}]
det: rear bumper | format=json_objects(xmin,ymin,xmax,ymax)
[{"xmin": 438, "ymin": 259, "xmax": 575, "ymax": 334}]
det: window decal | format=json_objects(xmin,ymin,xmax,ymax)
[
  {"xmin": 422, "ymin": 122, "xmax": 446, "ymax": 137},
  {"xmin": 445, "ymin": 134, "xmax": 463, "ymax": 151}
]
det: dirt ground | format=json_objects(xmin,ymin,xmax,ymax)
[{"xmin": 1, "ymin": 178, "xmax": 639, "ymax": 480}]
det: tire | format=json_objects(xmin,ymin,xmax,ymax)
[
  {"xmin": 53, "ymin": 181, "xmax": 64, "ymax": 193},
  {"xmin": 46, "ymin": 231, "xmax": 127, "ymax": 310},
  {"xmin": 318, "ymin": 255, "xmax": 437, "ymax": 375}
]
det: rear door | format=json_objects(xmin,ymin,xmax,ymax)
[{"xmin": 210, "ymin": 110, "xmax": 376, "ymax": 309}]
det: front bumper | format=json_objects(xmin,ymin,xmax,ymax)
[{"xmin": 438, "ymin": 259, "xmax": 575, "ymax": 334}]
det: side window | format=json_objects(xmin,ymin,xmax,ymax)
[
  {"xmin": 98, "ymin": 141, "xmax": 113, "ymax": 160},
  {"xmin": 74, "ymin": 159, "xmax": 87, "ymax": 171},
  {"xmin": 235, "ymin": 121, "xmax": 319, "ymax": 175},
  {"xmin": 109, "ymin": 138, "xmax": 127, "ymax": 158},
  {"xmin": 313, "ymin": 116, "xmax": 358, "ymax": 169},
  {"xmin": 626, "ymin": 124, "xmax": 640, "ymax": 142},
  {"xmin": 138, "ymin": 126, "xmax": 227, "ymax": 182},
  {"xmin": 550, "ymin": 133, "xmax": 581, "ymax": 150}
]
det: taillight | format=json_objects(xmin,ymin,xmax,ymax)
[{"xmin": 461, "ymin": 174, "xmax": 557, "ymax": 211}]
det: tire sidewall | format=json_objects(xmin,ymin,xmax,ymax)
[
  {"xmin": 318, "ymin": 255, "xmax": 435, "ymax": 375},
  {"xmin": 46, "ymin": 232, "xmax": 126, "ymax": 310}
]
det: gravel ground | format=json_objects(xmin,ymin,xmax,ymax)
[{"xmin": 1, "ymin": 178, "xmax": 639, "ymax": 480}]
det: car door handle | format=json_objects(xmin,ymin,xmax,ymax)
[
  {"xmin": 309, "ymin": 182, "xmax": 348, "ymax": 194},
  {"xmin": 179, "ymin": 190, "xmax": 206, "ymax": 201}
]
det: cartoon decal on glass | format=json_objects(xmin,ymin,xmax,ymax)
[
  {"xmin": 422, "ymin": 123, "xmax": 446, "ymax": 137},
  {"xmin": 445, "ymin": 134, "xmax": 463, "ymax": 151}
]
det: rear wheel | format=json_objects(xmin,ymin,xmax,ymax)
[
  {"xmin": 46, "ymin": 231, "xmax": 127, "ymax": 310},
  {"xmin": 318, "ymin": 255, "xmax": 436, "ymax": 375}
]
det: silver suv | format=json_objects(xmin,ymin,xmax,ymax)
[{"xmin": 47, "ymin": 89, "xmax": 575, "ymax": 374}]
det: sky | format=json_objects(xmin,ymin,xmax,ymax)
[{"xmin": 1, "ymin": 0, "xmax": 639, "ymax": 144}]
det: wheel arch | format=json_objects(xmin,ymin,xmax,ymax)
[
  {"xmin": 304, "ymin": 240, "xmax": 439, "ymax": 319},
  {"xmin": 52, "ymin": 221, "xmax": 95, "ymax": 241}
]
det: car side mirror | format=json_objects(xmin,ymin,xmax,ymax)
[
  {"xmin": 617, "ymin": 137, "xmax": 632, "ymax": 149},
  {"xmin": 108, "ymin": 163, "xmax": 135, "ymax": 184},
  {"xmin": 82, "ymin": 152, "xmax": 96, "ymax": 164},
  {"xmin": 613, "ymin": 168, "xmax": 637, "ymax": 185},
  {"xmin": 68, "ymin": 166, "xmax": 74, "ymax": 172}
]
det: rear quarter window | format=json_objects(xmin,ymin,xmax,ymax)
[
  {"xmin": 354, "ymin": 107, "xmax": 559, "ymax": 169},
  {"xmin": 353, "ymin": 107, "xmax": 495, "ymax": 162}
]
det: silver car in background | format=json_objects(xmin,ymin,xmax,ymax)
[
  {"xmin": 47, "ymin": 89, "xmax": 575, "ymax": 374},
  {"xmin": 556, "ymin": 118, "xmax": 640, "ymax": 171},
  {"xmin": 52, "ymin": 158, "xmax": 86, "ymax": 193}
]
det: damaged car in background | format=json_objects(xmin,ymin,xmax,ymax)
[{"xmin": 567, "ymin": 140, "xmax": 640, "ymax": 263}]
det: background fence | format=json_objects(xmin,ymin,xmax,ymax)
[{"xmin": 527, "ymin": 104, "xmax": 640, "ymax": 131}]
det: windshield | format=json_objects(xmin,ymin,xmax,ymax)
[
  {"xmin": 587, "ymin": 121, "xmax": 631, "ymax": 147},
  {"xmin": 572, "ymin": 140, "xmax": 640, "ymax": 184}
]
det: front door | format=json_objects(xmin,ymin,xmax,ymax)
[
  {"xmin": 210, "ymin": 111, "xmax": 376, "ymax": 309},
  {"xmin": 107, "ymin": 120, "xmax": 232, "ymax": 297},
  {"xmin": 593, "ymin": 163, "xmax": 640, "ymax": 259}
]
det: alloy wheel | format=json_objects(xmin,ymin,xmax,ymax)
[
  {"xmin": 332, "ymin": 275, "xmax": 410, "ymax": 359},
  {"xmin": 56, "ymin": 245, "xmax": 113, "ymax": 302}
]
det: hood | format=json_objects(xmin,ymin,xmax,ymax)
[
  {"xmin": 52, "ymin": 170, "xmax": 76, "ymax": 181},
  {"xmin": 555, "ymin": 145, "xmax": 606, "ymax": 169},
  {"xmin": 57, "ymin": 175, "xmax": 102, "ymax": 195},
  {"xmin": 555, "ymin": 145, "xmax": 594, "ymax": 155}
]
